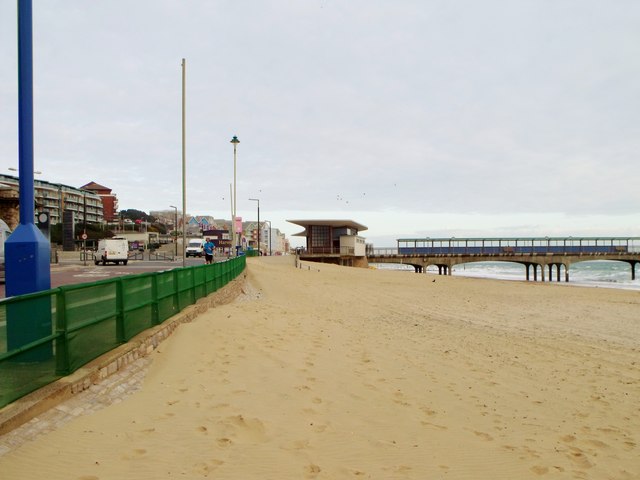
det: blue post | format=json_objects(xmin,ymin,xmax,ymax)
[
  {"xmin": 6, "ymin": 0, "xmax": 50, "ymax": 296},
  {"xmin": 5, "ymin": 1, "xmax": 52, "ymax": 358}
]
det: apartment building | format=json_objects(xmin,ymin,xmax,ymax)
[
  {"xmin": 80, "ymin": 181, "xmax": 118, "ymax": 222},
  {"xmin": 0, "ymin": 174, "xmax": 104, "ymax": 228}
]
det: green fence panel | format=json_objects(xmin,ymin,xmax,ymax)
[
  {"xmin": 0, "ymin": 291, "xmax": 60, "ymax": 407},
  {"xmin": 121, "ymin": 274, "xmax": 155, "ymax": 341},
  {"xmin": 61, "ymin": 282, "xmax": 119, "ymax": 372},
  {"xmin": 176, "ymin": 267, "xmax": 195, "ymax": 310},
  {"xmin": 205, "ymin": 263, "xmax": 217, "ymax": 295},
  {"xmin": 0, "ymin": 339, "xmax": 60, "ymax": 408},
  {"xmin": 63, "ymin": 281, "xmax": 117, "ymax": 331},
  {"xmin": 156, "ymin": 270, "xmax": 178, "ymax": 322},
  {"xmin": 2, "ymin": 292, "xmax": 54, "ymax": 361},
  {"xmin": 221, "ymin": 260, "xmax": 229, "ymax": 285},
  {"xmin": 193, "ymin": 265, "xmax": 206, "ymax": 300}
]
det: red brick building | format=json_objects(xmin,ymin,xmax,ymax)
[{"xmin": 80, "ymin": 181, "xmax": 118, "ymax": 222}]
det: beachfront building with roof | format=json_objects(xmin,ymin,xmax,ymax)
[{"xmin": 287, "ymin": 219, "xmax": 368, "ymax": 267}]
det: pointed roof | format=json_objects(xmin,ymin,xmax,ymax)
[
  {"xmin": 287, "ymin": 219, "xmax": 367, "ymax": 237},
  {"xmin": 81, "ymin": 181, "xmax": 112, "ymax": 193}
]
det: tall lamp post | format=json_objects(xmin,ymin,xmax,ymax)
[
  {"xmin": 264, "ymin": 220, "xmax": 272, "ymax": 256},
  {"xmin": 181, "ymin": 58, "xmax": 187, "ymax": 267},
  {"xmin": 248, "ymin": 198, "xmax": 259, "ymax": 254},
  {"xmin": 5, "ymin": 0, "xmax": 52, "ymax": 360},
  {"xmin": 6, "ymin": 0, "xmax": 51, "ymax": 296},
  {"xmin": 169, "ymin": 205, "xmax": 178, "ymax": 257},
  {"xmin": 230, "ymin": 136, "xmax": 240, "ymax": 255}
]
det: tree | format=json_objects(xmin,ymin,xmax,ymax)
[{"xmin": 119, "ymin": 209, "xmax": 156, "ymax": 223}]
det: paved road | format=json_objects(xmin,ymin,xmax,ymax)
[{"xmin": 0, "ymin": 257, "xmax": 215, "ymax": 299}]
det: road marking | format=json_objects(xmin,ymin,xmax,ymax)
[{"xmin": 72, "ymin": 268, "xmax": 110, "ymax": 278}]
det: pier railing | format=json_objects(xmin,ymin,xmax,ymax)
[
  {"xmin": 0, "ymin": 256, "xmax": 246, "ymax": 409},
  {"xmin": 297, "ymin": 246, "xmax": 356, "ymax": 255},
  {"xmin": 374, "ymin": 236, "xmax": 640, "ymax": 257}
]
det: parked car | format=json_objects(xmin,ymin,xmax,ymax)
[{"xmin": 94, "ymin": 238, "xmax": 129, "ymax": 265}]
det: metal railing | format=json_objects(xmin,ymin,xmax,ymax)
[
  {"xmin": 148, "ymin": 250, "xmax": 175, "ymax": 261},
  {"xmin": 128, "ymin": 250, "xmax": 144, "ymax": 261},
  {"xmin": 297, "ymin": 246, "xmax": 356, "ymax": 255}
]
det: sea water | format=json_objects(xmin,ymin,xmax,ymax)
[{"xmin": 371, "ymin": 260, "xmax": 640, "ymax": 291}]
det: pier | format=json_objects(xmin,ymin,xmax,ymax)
[{"xmin": 367, "ymin": 237, "xmax": 640, "ymax": 282}]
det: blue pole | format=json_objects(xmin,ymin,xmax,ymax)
[
  {"xmin": 17, "ymin": 0, "xmax": 35, "ymax": 220},
  {"xmin": 5, "ymin": 0, "xmax": 52, "ymax": 358}
]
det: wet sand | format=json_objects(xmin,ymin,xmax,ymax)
[{"xmin": 0, "ymin": 256, "xmax": 638, "ymax": 479}]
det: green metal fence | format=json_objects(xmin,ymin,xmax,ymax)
[{"xmin": 0, "ymin": 256, "xmax": 245, "ymax": 409}]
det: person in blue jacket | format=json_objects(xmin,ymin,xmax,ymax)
[{"xmin": 203, "ymin": 238, "xmax": 215, "ymax": 264}]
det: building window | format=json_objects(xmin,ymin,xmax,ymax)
[{"xmin": 311, "ymin": 225, "xmax": 330, "ymax": 248}]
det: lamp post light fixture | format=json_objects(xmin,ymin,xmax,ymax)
[
  {"xmin": 169, "ymin": 205, "xmax": 178, "ymax": 257},
  {"xmin": 230, "ymin": 135, "xmax": 240, "ymax": 254},
  {"xmin": 8, "ymin": 167, "xmax": 41, "ymax": 174},
  {"xmin": 248, "ymin": 198, "xmax": 259, "ymax": 254}
]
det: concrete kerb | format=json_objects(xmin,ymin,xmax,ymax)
[{"xmin": 0, "ymin": 272, "xmax": 247, "ymax": 436}]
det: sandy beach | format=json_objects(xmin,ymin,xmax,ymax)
[{"xmin": 0, "ymin": 255, "xmax": 638, "ymax": 479}]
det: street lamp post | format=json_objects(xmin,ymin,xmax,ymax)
[
  {"xmin": 230, "ymin": 136, "xmax": 240, "ymax": 255},
  {"xmin": 181, "ymin": 58, "xmax": 187, "ymax": 268},
  {"xmin": 264, "ymin": 220, "xmax": 272, "ymax": 256},
  {"xmin": 169, "ymin": 205, "xmax": 178, "ymax": 257},
  {"xmin": 6, "ymin": 0, "xmax": 51, "ymax": 297},
  {"xmin": 5, "ymin": 0, "xmax": 52, "ymax": 359},
  {"xmin": 249, "ymin": 198, "xmax": 259, "ymax": 254}
]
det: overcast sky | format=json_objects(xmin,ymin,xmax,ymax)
[{"xmin": 1, "ymin": 1, "xmax": 639, "ymax": 247}]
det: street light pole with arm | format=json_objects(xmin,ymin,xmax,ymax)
[
  {"xmin": 230, "ymin": 136, "xmax": 240, "ymax": 254},
  {"xmin": 263, "ymin": 220, "xmax": 272, "ymax": 256},
  {"xmin": 169, "ymin": 205, "xmax": 178, "ymax": 257},
  {"xmin": 181, "ymin": 58, "xmax": 187, "ymax": 268},
  {"xmin": 249, "ymin": 198, "xmax": 259, "ymax": 254}
]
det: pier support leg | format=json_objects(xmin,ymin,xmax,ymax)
[{"xmin": 565, "ymin": 264, "xmax": 570, "ymax": 282}]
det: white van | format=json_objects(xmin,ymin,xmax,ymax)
[
  {"xmin": 0, "ymin": 219, "xmax": 12, "ymax": 282},
  {"xmin": 185, "ymin": 238, "xmax": 204, "ymax": 257},
  {"xmin": 94, "ymin": 237, "xmax": 129, "ymax": 265}
]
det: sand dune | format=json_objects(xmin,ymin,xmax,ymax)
[{"xmin": 1, "ymin": 256, "xmax": 638, "ymax": 479}]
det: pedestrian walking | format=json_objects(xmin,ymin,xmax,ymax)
[{"xmin": 203, "ymin": 238, "xmax": 215, "ymax": 264}]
